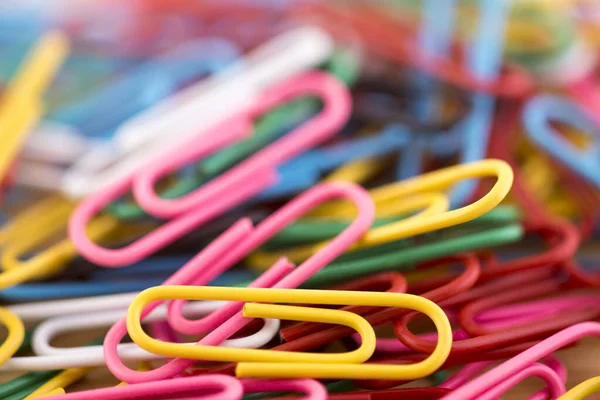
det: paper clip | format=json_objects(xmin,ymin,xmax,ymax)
[
  {"xmin": 60, "ymin": 26, "xmax": 334, "ymax": 198},
  {"xmin": 0, "ymin": 302, "xmax": 278, "ymax": 371},
  {"xmin": 0, "ymin": 307, "xmax": 24, "ymax": 366},
  {"xmin": 69, "ymin": 70, "xmax": 351, "ymax": 266},
  {"xmin": 104, "ymin": 182, "xmax": 374, "ymax": 382},
  {"xmin": 41, "ymin": 375, "xmax": 243, "ymax": 400},
  {"xmin": 41, "ymin": 376, "xmax": 327, "ymax": 400},
  {"xmin": 0, "ymin": 196, "xmax": 123, "ymax": 289},
  {"xmin": 523, "ymin": 94, "xmax": 600, "ymax": 189},
  {"xmin": 558, "ymin": 376, "xmax": 600, "ymax": 399},
  {"xmin": 131, "ymin": 71, "xmax": 350, "ymax": 218},
  {"xmin": 0, "ymin": 30, "xmax": 68, "ymax": 183},
  {"xmin": 126, "ymin": 285, "xmax": 451, "ymax": 381},
  {"xmin": 440, "ymin": 322, "xmax": 600, "ymax": 400},
  {"xmin": 250, "ymin": 159, "xmax": 513, "ymax": 267},
  {"xmin": 190, "ymin": 254, "xmax": 479, "ymax": 380}
]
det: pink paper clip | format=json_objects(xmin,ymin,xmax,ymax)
[
  {"xmin": 40, "ymin": 375, "xmax": 326, "ymax": 400},
  {"xmin": 69, "ymin": 71, "xmax": 351, "ymax": 267},
  {"xmin": 165, "ymin": 182, "xmax": 374, "ymax": 336},
  {"xmin": 104, "ymin": 182, "xmax": 374, "ymax": 383},
  {"xmin": 440, "ymin": 322, "xmax": 600, "ymax": 400},
  {"xmin": 133, "ymin": 70, "xmax": 351, "ymax": 219},
  {"xmin": 41, "ymin": 374, "xmax": 243, "ymax": 400},
  {"xmin": 241, "ymin": 378, "xmax": 327, "ymax": 400},
  {"xmin": 440, "ymin": 355, "xmax": 566, "ymax": 400}
]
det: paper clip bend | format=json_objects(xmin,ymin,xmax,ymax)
[
  {"xmin": 127, "ymin": 286, "xmax": 452, "ymax": 381},
  {"xmin": 0, "ymin": 307, "xmax": 24, "ymax": 366},
  {"xmin": 312, "ymin": 159, "xmax": 512, "ymax": 243}
]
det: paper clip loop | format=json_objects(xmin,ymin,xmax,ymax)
[{"xmin": 127, "ymin": 286, "xmax": 452, "ymax": 381}]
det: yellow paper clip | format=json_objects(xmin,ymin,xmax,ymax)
[
  {"xmin": 126, "ymin": 286, "xmax": 452, "ymax": 380},
  {"xmin": 249, "ymin": 159, "xmax": 513, "ymax": 267},
  {"xmin": 0, "ymin": 31, "xmax": 69, "ymax": 180},
  {"xmin": 558, "ymin": 376, "xmax": 600, "ymax": 400},
  {"xmin": 0, "ymin": 196, "xmax": 149, "ymax": 289},
  {"xmin": 24, "ymin": 367, "xmax": 89, "ymax": 400},
  {"xmin": 248, "ymin": 191, "xmax": 449, "ymax": 268},
  {"xmin": 37, "ymin": 388, "xmax": 66, "ymax": 398},
  {"xmin": 0, "ymin": 307, "xmax": 25, "ymax": 366}
]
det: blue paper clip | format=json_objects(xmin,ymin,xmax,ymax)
[
  {"xmin": 257, "ymin": 124, "xmax": 411, "ymax": 200},
  {"xmin": 47, "ymin": 38, "xmax": 239, "ymax": 139},
  {"xmin": 394, "ymin": 0, "xmax": 509, "ymax": 206},
  {"xmin": 412, "ymin": 0, "xmax": 455, "ymax": 121},
  {"xmin": 449, "ymin": 0, "xmax": 509, "ymax": 206},
  {"xmin": 396, "ymin": 0, "xmax": 456, "ymax": 180},
  {"xmin": 0, "ymin": 257, "xmax": 256, "ymax": 301},
  {"xmin": 523, "ymin": 94, "xmax": 600, "ymax": 189}
]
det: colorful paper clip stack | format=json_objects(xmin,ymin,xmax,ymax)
[{"xmin": 2, "ymin": 0, "xmax": 600, "ymax": 398}]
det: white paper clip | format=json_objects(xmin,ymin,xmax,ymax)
[
  {"xmin": 60, "ymin": 26, "xmax": 334, "ymax": 198},
  {"xmin": 3, "ymin": 294, "xmax": 279, "ymax": 370}
]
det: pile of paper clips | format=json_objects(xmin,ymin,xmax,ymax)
[{"xmin": 2, "ymin": 0, "xmax": 600, "ymax": 398}]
